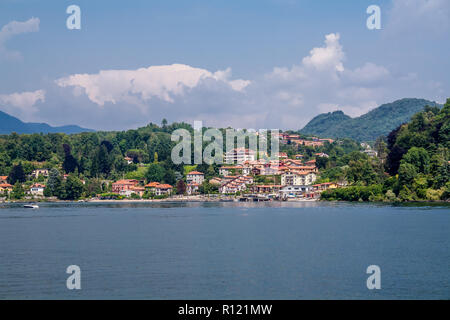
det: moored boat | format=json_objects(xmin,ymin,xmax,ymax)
[{"xmin": 23, "ymin": 204, "xmax": 39, "ymax": 209}]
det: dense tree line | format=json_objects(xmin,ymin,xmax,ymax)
[
  {"xmin": 322, "ymin": 100, "xmax": 450, "ymax": 201},
  {"xmin": 0, "ymin": 121, "xmax": 191, "ymax": 179}
]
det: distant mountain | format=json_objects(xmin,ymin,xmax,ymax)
[
  {"xmin": 0, "ymin": 110, "xmax": 94, "ymax": 134},
  {"xmin": 300, "ymin": 98, "xmax": 442, "ymax": 141}
]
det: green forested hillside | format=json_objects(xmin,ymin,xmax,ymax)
[
  {"xmin": 321, "ymin": 99, "xmax": 450, "ymax": 202},
  {"xmin": 300, "ymin": 98, "xmax": 441, "ymax": 141}
]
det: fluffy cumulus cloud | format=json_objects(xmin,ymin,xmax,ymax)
[
  {"xmin": 256, "ymin": 33, "xmax": 392, "ymax": 127},
  {"xmin": 0, "ymin": 90, "xmax": 45, "ymax": 120},
  {"xmin": 0, "ymin": 17, "xmax": 40, "ymax": 59},
  {"xmin": 56, "ymin": 64, "xmax": 250, "ymax": 106},
  {"xmin": 302, "ymin": 33, "xmax": 344, "ymax": 72}
]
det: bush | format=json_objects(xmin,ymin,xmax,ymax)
[
  {"xmin": 425, "ymin": 189, "xmax": 444, "ymax": 201},
  {"xmin": 385, "ymin": 190, "xmax": 397, "ymax": 202},
  {"xmin": 99, "ymin": 193, "xmax": 122, "ymax": 200},
  {"xmin": 398, "ymin": 186, "xmax": 417, "ymax": 202},
  {"xmin": 130, "ymin": 193, "xmax": 141, "ymax": 200},
  {"xmin": 321, "ymin": 185, "xmax": 383, "ymax": 202},
  {"xmin": 440, "ymin": 183, "xmax": 450, "ymax": 201},
  {"xmin": 153, "ymin": 194, "xmax": 168, "ymax": 200}
]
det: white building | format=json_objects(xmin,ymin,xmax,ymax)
[
  {"xmin": 186, "ymin": 171, "xmax": 205, "ymax": 185},
  {"xmin": 279, "ymin": 185, "xmax": 313, "ymax": 198},
  {"xmin": 224, "ymin": 148, "xmax": 256, "ymax": 164},
  {"xmin": 219, "ymin": 165, "xmax": 251, "ymax": 176},
  {"xmin": 281, "ymin": 172, "xmax": 317, "ymax": 186},
  {"xmin": 187, "ymin": 183, "xmax": 200, "ymax": 195},
  {"xmin": 154, "ymin": 184, "xmax": 173, "ymax": 196},
  {"xmin": 29, "ymin": 183, "xmax": 45, "ymax": 196},
  {"xmin": 31, "ymin": 169, "xmax": 49, "ymax": 179},
  {"xmin": 219, "ymin": 176, "xmax": 254, "ymax": 194}
]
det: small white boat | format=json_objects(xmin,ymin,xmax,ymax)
[{"xmin": 23, "ymin": 204, "xmax": 39, "ymax": 209}]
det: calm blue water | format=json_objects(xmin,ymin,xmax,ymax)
[{"xmin": 0, "ymin": 201, "xmax": 449, "ymax": 299}]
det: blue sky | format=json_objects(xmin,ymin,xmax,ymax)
[{"xmin": 0, "ymin": 0, "xmax": 449, "ymax": 130}]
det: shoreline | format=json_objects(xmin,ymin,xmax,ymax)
[
  {"xmin": 1, "ymin": 198, "xmax": 449, "ymax": 205},
  {"xmin": 0, "ymin": 197, "xmax": 320, "ymax": 204}
]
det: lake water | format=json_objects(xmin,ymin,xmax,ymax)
[{"xmin": 0, "ymin": 201, "xmax": 449, "ymax": 300}]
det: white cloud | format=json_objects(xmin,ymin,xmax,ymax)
[
  {"xmin": 256, "ymin": 33, "xmax": 392, "ymax": 126},
  {"xmin": 0, "ymin": 90, "xmax": 45, "ymax": 120},
  {"xmin": 0, "ymin": 17, "xmax": 40, "ymax": 60},
  {"xmin": 56, "ymin": 64, "xmax": 250, "ymax": 106},
  {"xmin": 302, "ymin": 33, "xmax": 345, "ymax": 72}
]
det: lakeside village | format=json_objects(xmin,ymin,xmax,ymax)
[
  {"xmin": 1, "ymin": 133, "xmax": 367, "ymax": 202},
  {"xmin": 1, "ymin": 100, "xmax": 449, "ymax": 203}
]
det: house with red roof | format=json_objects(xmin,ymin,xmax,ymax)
[
  {"xmin": 186, "ymin": 171, "xmax": 205, "ymax": 185},
  {"xmin": 124, "ymin": 156, "xmax": 133, "ymax": 165},
  {"xmin": 154, "ymin": 184, "xmax": 173, "ymax": 196},
  {"xmin": 312, "ymin": 182, "xmax": 338, "ymax": 192},
  {"xmin": 29, "ymin": 183, "xmax": 46, "ymax": 196},
  {"xmin": 251, "ymin": 184, "xmax": 283, "ymax": 194},
  {"xmin": 112, "ymin": 179, "xmax": 140, "ymax": 196},
  {"xmin": 219, "ymin": 176, "xmax": 254, "ymax": 194},
  {"xmin": 281, "ymin": 171, "xmax": 317, "ymax": 186},
  {"xmin": 187, "ymin": 183, "xmax": 200, "ymax": 195},
  {"xmin": 0, "ymin": 183, "xmax": 13, "ymax": 194}
]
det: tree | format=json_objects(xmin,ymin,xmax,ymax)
[
  {"xmin": 64, "ymin": 175, "xmax": 84, "ymax": 200},
  {"xmin": 434, "ymin": 161, "xmax": 449, "ymax": 189},
  {"xmin": 398, "ymin": 162, "xmax": 417, "ymax": 188},
  {"xmin": 385, "ymin": 125, "xmax": 406, "ymax": 175},
  {"xmin": 0, "ymin": 152, "xmax": 12, "ymax": 175},
  {"xmin": 374, "ymin": 136, "xmax": 388, "ymax": 163},
  {"xmin": 316, "ymin": 156, "xmax": 329, "ymax": 170},
  {"xmin": 176, "ymin": 179, "xmax": 186, "ymax": 195},
  {"xmin": 401, "ymin": 147, "xmax": 430, "ymax": 174},
  {"xmin": 199, "ymin": 181, "xmax": 214, "ymax": 194},
  {"xmin": 145, "ymin": 163, "xmax": 165, "ymax": 182},
  {"xmin": 94, "ymin": 144, "xmax": 112, "ymax": 176},
  {"xmin": 62, "ymin": 144, "xmax": 78, "ymax": 173},
  {"xmin": 11, "ymin": 182, "xmax": 24, "ymax": 199},
  {"xmin": 8, "ymin": 163, "xmax": 26, "ymax": 185},
  {"xmin": 45, "ymin": 168, "xmax": 63, "ymax": 197},
  {"xmin": 126, "ymin": 149, "xmax": 148, "ymax": 164},
  {"xmin": 163, "ymin": 168, "xmax": 176, "ymax": 185},
  {"xmin": 346, "ymin": 159, "xmax": 377, "ymax": 186}
]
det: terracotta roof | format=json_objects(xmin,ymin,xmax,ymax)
[
  {"xmin": 30, "ymin": 183, "xmax": 46, "ymax": 188},
  {"xmin": 254, "ymin": 185, "xmax": 283, "ymax": 188},
  {"xmin": 145, "ymin": 182, "xmax": 160, "ymax": 188},
  {"xmin": 114, "ymin": 179, "xmax": 138, "ymax": 184},
  {"xmin": 156, "ymin": 184, "xmax": 173, "ymax": 189},
  {"xmin": 187, "ymin": 171, "xmax": 204, "ymax": 175},
  {"xmin": 0, "ymin": 183, "xmax": 13, "ymax": 188},
  {"xmin": 188, "ymin": 183, "xmax": 199, "ymax": 187}
]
